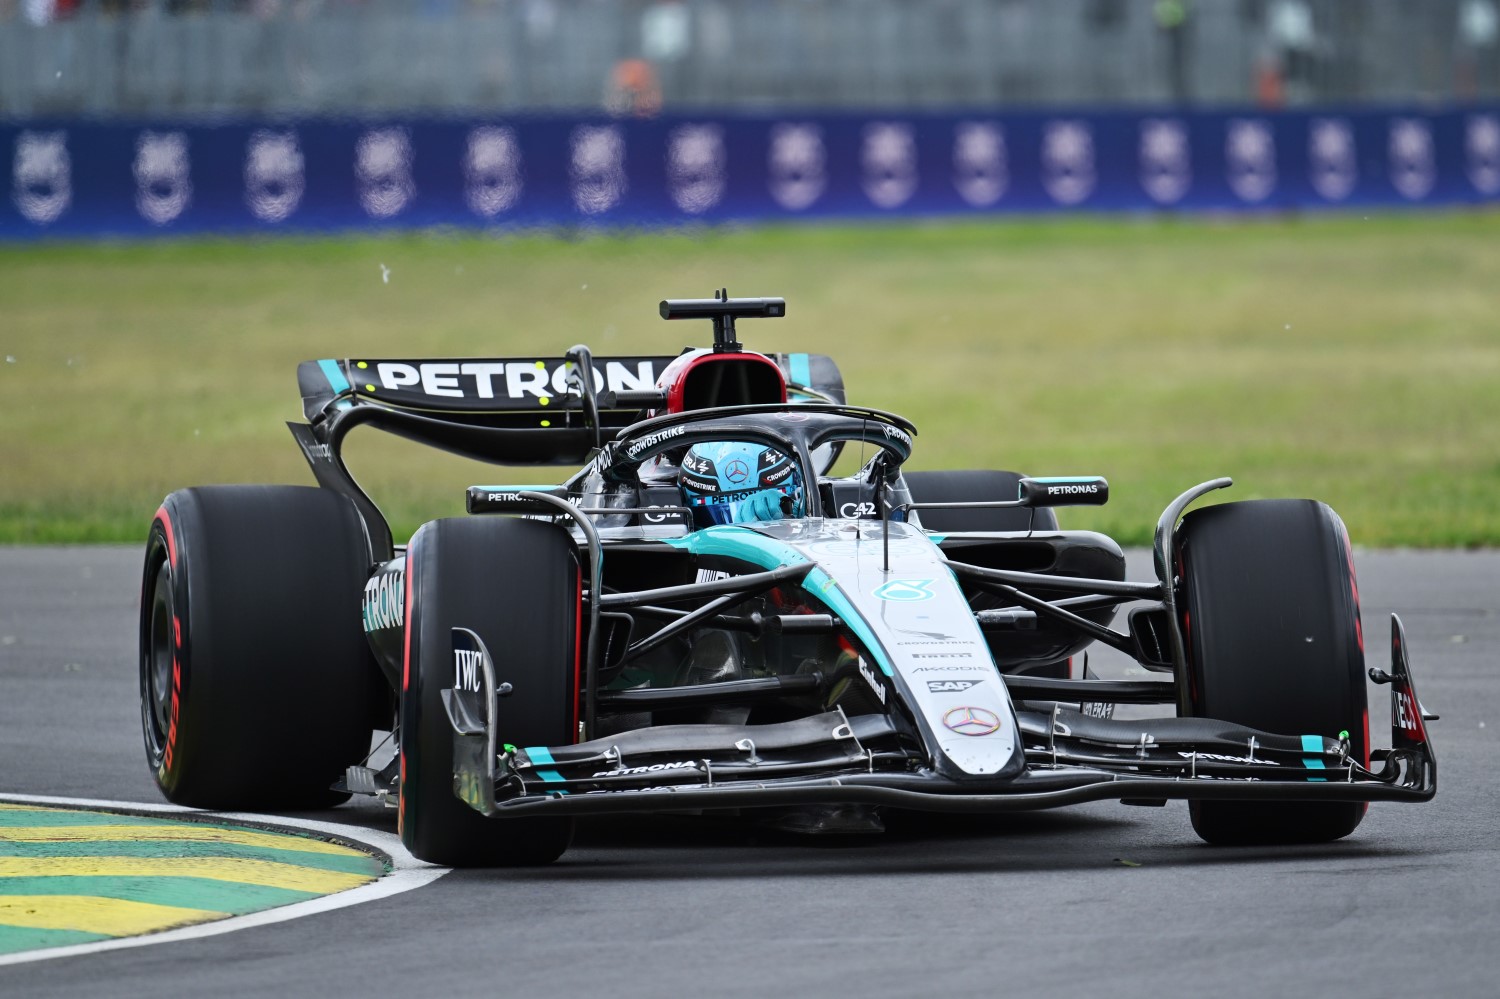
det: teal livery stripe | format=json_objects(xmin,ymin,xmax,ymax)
[
  {"xmin": 317, "ymin": 358, "xmax": 351, "ymax": 395},
  {"xmin": 1302, "ymin": 734, "xmax": 1328, "ymax": 781},
  {"xmin": 0, "ymin": 876, "xmax": 316, "ymax": 915},
  {"xmin": 788, "ymin": 353, "xmax": 812, "ymax": 389},
  {"xmin": 663, "ymin": 527, "xmax": 895, "ymax": 676},
  {"xmin": 526, "ymin": 748, "xmax": 566, "ymax": 785}
]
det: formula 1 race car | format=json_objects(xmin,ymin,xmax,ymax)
[{"xmin": 139, "ymin": 292, "xmax": 1437, "ymax": 866}]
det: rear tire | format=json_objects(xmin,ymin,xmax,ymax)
[
  {"xmin": 400, "ymin": 517, "xmax": 579, "ymax": 867},
  {"xmin": 140, "ymin": 486, "xmax": 382, "ymax": 810},
  {"xmin": 1178, "ymin": 499, "xmax": 1368, "ymax": 845}
]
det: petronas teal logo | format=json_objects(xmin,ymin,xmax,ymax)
[{"xmin": 873, "ymin": 579, "xmax": 934, "ymax": 602}]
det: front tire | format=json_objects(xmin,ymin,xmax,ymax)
[
  {"xmin": 1178, "ymin": 499, "xmax": 1368, "ymax": 845},
  {"xmin": 400, "ymin": 517, "xmax": 579, "ymax": 867},
  {"xmin": 140, "ymin": 485, "xmax": 382, "ymax": 810}
]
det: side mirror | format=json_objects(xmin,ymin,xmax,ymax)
[
  {"xmin": 1018, "ymin": 477, "xmax": 1109, "ymax": 507},
  {"xmin": 467, "ymin": 485, "xmax": 569, "ymax": 514}
]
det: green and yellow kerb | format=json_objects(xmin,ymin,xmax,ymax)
[{"xmin": 0, "ymin": 803, "xmax": 387, "ymax": 956}]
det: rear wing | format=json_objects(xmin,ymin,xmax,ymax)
[
  {"xmin": 297, "ymin": 352, "xmax": 845, "ymax": 430},
  {"xmin": 290, "ymin": 349, "xmax": 845, "ymax": 562}
]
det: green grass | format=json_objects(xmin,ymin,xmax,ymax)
[{"xmin": 2, "ymin": 213, "xmax": 1498, "ymax": 546}]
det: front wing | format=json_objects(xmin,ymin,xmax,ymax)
[{"xmin": 442, "ymin": 615, "xmax": 1436, "ymax": 820}]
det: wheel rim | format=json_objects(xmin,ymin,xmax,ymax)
[{"xmin": 143, "ymin": 556, "xmax": 175, "ymax": 759}]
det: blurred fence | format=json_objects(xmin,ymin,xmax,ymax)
[
  {"xmin": 6, "ymin": 106, "xmax": 1499, "ymax": 237},
  {"xmin": 3, "ymin": 0, "xmax": 1500, "ymax": 118}
]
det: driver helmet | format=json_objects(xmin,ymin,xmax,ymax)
[{"xmin": 678, "ymin": 441, "xmax": 805, "ymax": 528}]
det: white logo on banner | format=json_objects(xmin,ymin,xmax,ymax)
[
  {"xmin": 768, "ymin": 123, "xmax": 825, "ymax": 210},
  {"xmin": 1139, "ymin": 118, "xmax": 1190, "ymax": 204},
  {"xmin": 952, "ymin": 122, "xmax": 1007, "ymax": 206},
  {"xmin": 133, "ymin": 131, "xmax": 191, "ymax": 225},
  {"xmin": 570, "ymin": 125, "xmax": 626, "ymax": 215},
  {"xmin": 667, "ymin": 124, "xmax": 726, "ymax": 214},
  {"xmin": 1042, "ymin": 120, "xmax": 1095, "ymax": 205},
  {"xmin": 12, "ymin": 130, "xmax": 70, "ymax": 225},
  {"xmin": 1465, "ymin": 115, "xmax": 1500, "ymax": 195},
  {"xmin": 245, "ymin": 130, "xmax": 304, "ymax": 223},
  {"xmin": 1308, "ymin": 118, "xmax": 1357, "ymax": 201},
  {"xmin": 356, "ymin": 128, "xmax": 415, "ymax": 219},
  {"xmin": 862, "ymin": 122, "xmax": 918, "ymax": 209},
  {"xmin": 464, "ymin": 126, "xmax": 522, "ymax": 218},
  {"xmin": 1226, "ymin": 119, "xmax": 1276, "ymax": 202},
  {"xmin": 1389, "ymin": 118, "xmax": 1435, "ymax": 201}
]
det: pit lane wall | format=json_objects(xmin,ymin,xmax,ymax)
[{"xmin": 5, "ymin": 107, "xmax": 1500, "ymax": 238}]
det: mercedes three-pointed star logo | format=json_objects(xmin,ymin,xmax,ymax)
[{"xmin": 942, "ymin": 706, "xmax": 1002, "ymax": 737}]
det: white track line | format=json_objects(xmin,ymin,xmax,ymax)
[{"xmin": 0, "ymin": 793, "xmax": 449, "ymax": 968}]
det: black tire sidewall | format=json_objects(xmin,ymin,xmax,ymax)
[
  {"xmin": 400, "ymin": 517, "xmax": 579, "ymax": 867},
  {"xmin": 1179, "ymin": 499, "xmax": 1368, "ymax": 845},
  {"xmin": 142, "ymin": 486, "xmax": 380, "ymax": 810}
]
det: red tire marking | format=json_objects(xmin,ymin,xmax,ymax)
[
  {"xmin": 154, "ymin": 505, "xmax": 181, "ymax": 775},
  {"xmin": 401, "ymin": 546, "xmax": 415, "ymax": 694},
  {"xmin": 154, "ymin": 506, "xmax": 177, "ymax": 569},
  {"xmin": 399, "ymin": 541, "xmax": 415, "ymax": 834},
  {"xmin": 164, "ymin": 654, "xmax": 181, "ymax": 772}
]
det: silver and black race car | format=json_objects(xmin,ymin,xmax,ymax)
[{"xmin": 139, "ymin": 292, "xmax": 1436, "ymax": 866}]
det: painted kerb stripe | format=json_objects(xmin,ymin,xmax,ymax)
[
  {"xmin": 0, "ymin": 805, "xmax": 381, "ymax": 955},
  {"xmin": 0, "ymin": 795, "xmax": 447, "ymax": 966}
]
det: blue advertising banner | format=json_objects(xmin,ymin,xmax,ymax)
[{"xmin": 4, "ymin": 107, "xmax": 1499, "ymax": 238}]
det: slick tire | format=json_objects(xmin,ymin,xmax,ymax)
[
  {"xmin": 140, "ymin": 485, "xmax": 382, "ymax": 810},
  {"xmin": 1178, "ymin": 499, "xmax": 1369, "ymax": 846},
  {"xmin": 400, "ymin": 517, "xmax": 578, "ymax": 867},
  {"xmin": 902, "ymin": 469, "xmax": 1059, "ymax": 534}
]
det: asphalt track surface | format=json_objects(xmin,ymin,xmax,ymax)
[{"xmin": 1, "ymin": 545, "xmax": 1496, "ymax": 998}]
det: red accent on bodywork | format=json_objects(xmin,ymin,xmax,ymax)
[{"xmin": 659, "ymin": 350, "xmax": 787, "ymax": 413}]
